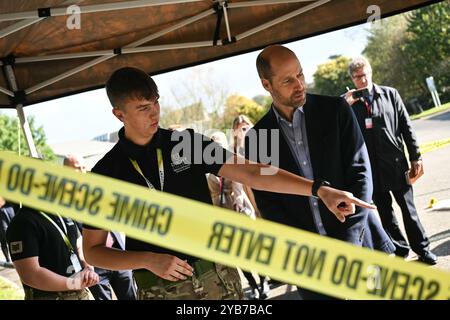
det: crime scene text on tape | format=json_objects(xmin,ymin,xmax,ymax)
[{"xmin": 0, "ymin": 152, "xmax": 449, "ymax": 300}]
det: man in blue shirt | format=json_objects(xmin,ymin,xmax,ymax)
[{"xmin": 248, "ymin": 45, "xmax": 378, "ymax": 299}]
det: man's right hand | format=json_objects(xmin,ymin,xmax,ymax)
[
  {"xmin": 145, "ymin": 253, "xmax": 194, "ymax": 281},
  {"xmin": 344, "ymin": 89, "xmax": 358, "ymax": 106},
  {"xmin": 317, "ymin": 186, "xmax": 376, "ymax": 223},
  {"xmin": 80, "ymin": 268, "xmax": 99, "ymax": 288},
  {"xmin": 67, "ymin": 268, "xmax": 99, "ymax": 290}
]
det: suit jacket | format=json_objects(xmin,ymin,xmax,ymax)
[
  {"xmin": 351, "ymin": 84, "xmax": 421, "ymax": 192},
  {"xmin": 245, "ymin": 93, "xmax": 372, "ymax": 245}
]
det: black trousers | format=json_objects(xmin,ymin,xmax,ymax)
[
  {"xmin": 89, "ymin": 269, "xmax": 137, "ymax": 300},
  {"xmin": 0, "ymin": 213, "xmax": 11, "ymax": 262},
  {"xmin": 373, "ymin": 185, "xmax": 429, "ymax": 257}
]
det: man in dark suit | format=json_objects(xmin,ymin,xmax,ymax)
[
  {"xmin": 247, "ymin": 45, "xmax": 376, "ymax": 300},
  {"xmin": 344, "ymin": 56, "xmax": 436, "ymax": 265}
]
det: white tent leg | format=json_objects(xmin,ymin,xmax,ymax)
[
  {"xmin": 3, "ymin": 64, "xmax": 39, "ymax": 158},
  {"xmin": 15, "ymin": 104, "xmax": 39, "ymax": 158}
]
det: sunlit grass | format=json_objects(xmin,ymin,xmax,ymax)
[
  {"xmin": 411, "ymin": 102, "xmax": 450, "ymax": 120},
  {"xmin": 0, "ymin": 276, "xmax": 24, "ymax": 300}
]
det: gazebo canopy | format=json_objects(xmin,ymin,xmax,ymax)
[{"xmin": 0, "ymin": 0, "xmax": 437, "ymax": 108}]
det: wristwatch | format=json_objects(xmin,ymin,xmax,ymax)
[{"xmin": 312, "ymin": 180, "xmax": 331, "ymax": 198}]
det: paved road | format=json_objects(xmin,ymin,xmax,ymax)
[
  {"xmin": 412, "ymin": 110, "xmax": 450, "ymax": 144},
  {"xmin": 257, "ymin": 110, "xmax": 450, "ymax": 299}
]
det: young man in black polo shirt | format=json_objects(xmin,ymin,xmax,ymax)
[
  {"xmin": 6, "ymin": 206, "xmax": 99, "ymax": 300},
  {"xmin": 82, "ymin": 67, "xmax": 375, "ymax": 300}
]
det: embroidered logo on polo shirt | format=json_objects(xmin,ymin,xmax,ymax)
[
  {"xmin": 10, "ymin": 241, "xmax": 23, "ymax": 254},
  {"xmin": 170, "ymin": 152, "xmax": 191, "ymax": 173}
]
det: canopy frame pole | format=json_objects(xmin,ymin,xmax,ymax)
[
  {"xmin": 19, "ymin": 0, "xmax": 329, "ymax": 96},
  {"xmin": 24, "ymin": 9, "xmax": 215, "ymax": 95},
  {"xmin": 17, "ymin": 41, "xmax": 216, "ymax": 64},
  {"xmin": 221, "ymin": 1, "xmax": 233, "ymax": 43},
  {"xmin": 0, "ymin": 85, "xmax": 14, "ymax": 97},
  {"xmin": 1, "ymin": 62, "xmax": 39, "ymax": 157},
  {"xmin": 0, "ymin": 0, "xmax": 85, "ymax": 39},
  {"xmin": 228, "ymin": 0, "xmax": 315, "ymax": 9},
  {"xmin": 15, "ymin": 0, "xmax": 329, "ymax": 64},
  {"xmin": 123, "ymin": 41, "xmax": 214, "ymax": 55},
  {"xmin": 235, "ymin": 0, "xmax": 330, "ymax": 41},
  {"xmin": 0, "ymin": 19, "xmax": 45, "ymax": 39},
  {"xmin": 0, "ymin": 0, "xmax": 203, "ymax": 22}
]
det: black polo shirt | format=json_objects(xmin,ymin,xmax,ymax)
[
  {"xmin": 86, "ymin": 127, "xmax": 233, "ymax": 263},
  {"xmin": 6, "ymin": 207, "xmax": 81, "ymax": 279}
]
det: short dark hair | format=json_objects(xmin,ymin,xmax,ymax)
[
  {"xmin": 256, "ymin": 53, "xmax": 273, "ymax": 80},
  {"xmin": 105, "ymin": 67, "xmax": 159, "ymax": 108}
]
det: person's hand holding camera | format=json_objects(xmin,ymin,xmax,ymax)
[{"xmin": 344, "ymin": 88, "xmax": 358, "ymax": 106}]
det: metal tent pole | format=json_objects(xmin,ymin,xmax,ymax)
[
  {"xmin": 0, "ymin": 0, "xmax": 85, "ymax": 39},
  {"xmin": 2, "ymin": 64, "xmax": 39, "ymax": 157},
  {"xmin": 0, "ymin": 86, "xmax": 14, "ymax": 97},
  {"xmin": 0, "ymin": 0, "xmax": 203, "ymax": 22},
  {"xmin": 24, "ymin": 8, "xmax": 215, "ymax": 95},
  {"xmin": 235, "ymin": 0, "xmax": 330, "ymax": 41},
  {"xmin": 228, "ymin": 0, "xmax": 314, "ymax": 9}
]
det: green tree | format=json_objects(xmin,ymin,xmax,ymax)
[
  {"xmin": 312, "ymin": 55, "xmax": 354, "ymax": 96},
  {"xmin": 222, "ymin": 95, "xmax": 268, "ymax": 130},
  {"xmin": 364, "ymin": 2, "xmax": 450, "ymax": 111},
  {"xmin": 404, "ymin": 1, "xmax": 450, "ymax": 104},
  {"xmin": 0, "ymin": 114, "xmax": 55, "ymax": 160},
  {"xmin": 160, "ymin": 102, "xmax": 206, "ymax": 128},
  {"xmin": 252, "ymin": 95, "xmax": 272, "ymax": 109},
  {"xmin": 364, "ymin": 15, "xmax": 419, "ymax": 108}
]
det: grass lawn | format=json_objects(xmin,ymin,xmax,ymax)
[
  {"xmin": 0, "ymin": 276, "xmax": 24, "ymax": 300},
  {"xmin": 410, "ymin": 102, "xmax": 450, "ymax": 120}
]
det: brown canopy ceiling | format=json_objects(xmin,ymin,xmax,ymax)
[{"xmin": 0, "ymin": 0, "xmax": 438, "ymax": 108}]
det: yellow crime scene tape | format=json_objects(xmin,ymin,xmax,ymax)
[{"xmin": 0, "ymin": 151, "xmax": 449, "ymax": 300}]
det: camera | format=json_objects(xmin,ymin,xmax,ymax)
[{"xmin": 352, "ymin": 88, "xmax": 370, "ymax": 99}]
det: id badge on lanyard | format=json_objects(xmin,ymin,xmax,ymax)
[
  {"xmin": 40, "ymin": 211, "xmax": 83, "ymax": 273},
  {"xmin": 70, "ymin": 252, "xmax": 83, "ymax": 273},
  {"xmin": 364, "ymin": 100, "xmax": 373, "ymax": 129}
]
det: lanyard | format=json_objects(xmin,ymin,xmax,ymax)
[
  {"xmin": 219, "ymin": 177, "xmax": 225, "ymax": 207},
  {"xmin": 129, "ymin": 148, "xmax": 164, "ymax": 191},
  {"xmin": 364, "ymin": 100, "xmax": 372, "ymax": 117},
  {"xmin": 39, "ymin": 211, "xmax": 75, "ymax": 253}
]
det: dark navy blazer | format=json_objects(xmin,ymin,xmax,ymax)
[{"xmin": 246, "ymin": 94, "xmax": 373, "ymax": 245}]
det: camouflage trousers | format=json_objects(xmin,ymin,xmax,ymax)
[
  {"xmin": 24, "ymin": 287, "xmax": 91, "ymax": 300},
  {"xmin": 136, "ymin": 262, "xmax": 243, "ymax": 300}
]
